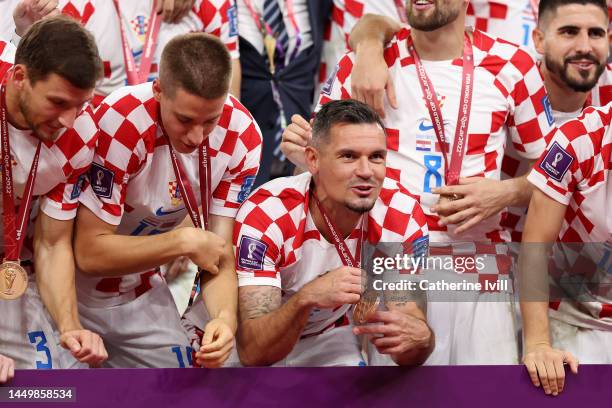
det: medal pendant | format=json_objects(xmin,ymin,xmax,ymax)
[{"xmin": 0, "ymin": 260, "xmax": 27, "ymax": 300}]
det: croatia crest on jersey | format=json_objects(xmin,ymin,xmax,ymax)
[
  {"xmin": 168, "ymin": 181, "xmax": 183, "ymax": 207},
  {"xmin": 130, "ymin": 15, "xmax": 148, "ymax": 43}
]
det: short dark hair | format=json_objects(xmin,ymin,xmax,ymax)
[
  {"xmin": 312, "ymin": 100, "xmax": 386, "ymax": 147},
  {"xmin": 160, "ymin": 33, "xmax": 231, "ymax": 99},
  {"xmin": 538, "ymin": 0, "xmax": 608, "ymax": 25},
  {"xmin": 15, "ymin": 15, "xmax": 102, "ymax": 89}
]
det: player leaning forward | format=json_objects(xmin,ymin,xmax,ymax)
[
  {"xmin": 0, "ymin": 16, "xmax": 108, "ymax": 371},
  {"xmin": 236, "ymin": 99, "xmax": 434, "ymax": 366},
  {"xmin": 72, "ymin": 33, "xmax": 262, "ymax": 368}
]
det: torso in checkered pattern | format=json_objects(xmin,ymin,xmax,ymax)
[
  {"xmin": 466, "ymin": 0, "xmax": 538, "ymax": 52},
  {"xmin": 59, "ymin": 0, "xmax": 239, "ymax": 105},
  {"xmin": 320, "ymin": 0, "xmax": 402, "ymax": 86},
  {"xmin": 0, "ymin": 42, "xmax": 97, "ymax": 265},
  {"xmin": 501, "ymin": 65, "xmax": 612, "ymax": 242},
  {"xmin": 76, "ymin": 82, "xmax": 262, "ymax": 306},
  {"xmin": 235, "ymin": 172, "xmax": 429, "ymax": 337},
  {"xmin": 528, "ymin": 103, "xmax": 612, "ymax": 329},
  {"xmin": 318, "ymin": 28, "xmax": 554, "ymax": 244}
]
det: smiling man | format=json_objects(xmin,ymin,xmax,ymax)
[
  {"xmin": 72, "ymin": 33, "xmax": 262, "ymax": 368},
  {"xmin": 236, "ymin": 99, "xmax": 433, "ymax": 367},
  {"xmin": 0, "ymin": 16, "xmax": 108, "ymax": 374}
]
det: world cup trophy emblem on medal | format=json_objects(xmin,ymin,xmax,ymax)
[{"xmin": 0, "ymin": 260, "xmax": 28, "ymax": 300}]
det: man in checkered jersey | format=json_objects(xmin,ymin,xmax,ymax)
[
  {"xmin": 0, "ymin": 17, "xmax": 108, "ymax": 372},
  {"xmin": 72, "ymin": 33, "xmax": 262, "ymax": 368},
  {"xmin": 237, "ymin": 100, "xmax": 433, "ymax": 366},
  {"xmin": 519, "ymin": 104, "xmax": 612, "ymax": 395},
  {"xmin": 283, "ymin": 0, "xmax": 556, "ymax": 364},
  {"xmin": 57, "ymin": 0, "xmax": 240, "ymax": 106}
]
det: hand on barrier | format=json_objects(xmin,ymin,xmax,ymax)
[{"xmin": 523, "ymin": 343, "xmax": 579, "ymax": 396}]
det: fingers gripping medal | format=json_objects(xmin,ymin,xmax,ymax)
[
  {"xmin": 311, "ymin": 185, "xmax": 376, "ymax": 324},
  {"xmin": 0, "ymin": 84, "xmax": 41, "ymax": 300},
  {"xmin": 436, "ymin": 193, "xmax": 462, "ymax": 218}
]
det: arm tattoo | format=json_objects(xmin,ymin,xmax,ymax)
[{"xmin": 239, "ymin": 286, "xmax": 281, "ymax": 322}]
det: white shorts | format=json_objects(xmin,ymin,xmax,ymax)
[
  {"xmin": 0, "ymin": 280, "xmax": 83, "ymax": 369},
  {"xmin": 78, "ymin": 283, "xmax": 193, "ymax": 368},
  {"xmin": 182, "ymin": 296, "xmax": 364, "ymax": 367},
  {"xmin": 424, "ymin": 297, "xmax": 519, "ymax": 365},
  {"xmin": 550, "ymin": 318, "xmax": 612, "ymax": 364}
]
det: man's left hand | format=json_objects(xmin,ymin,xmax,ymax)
[
  {"xmin": 352, "ymin": 310, "xmax": 431, "ymax": 356},
  {"xmin": 156, "ymin": 0, "xmax": 195, "ymax": 24}
]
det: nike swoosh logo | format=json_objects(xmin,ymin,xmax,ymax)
[
  {"xmin": 155, "ymin": 207, "xmax": 184, "ymax": 216},
  {"xmin": 418, "ymin": 121, "xmax": 435, "ymax": 132}
]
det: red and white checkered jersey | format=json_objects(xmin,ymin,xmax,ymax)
[
  {"xmin": 318, "ymin": 28, "xmax": 554, "ymax": 243},
  {"xmin": 528, "ymin": 103, "xmax": 612, "ymax": 329},
  {"xmin": 467, "ymin": 0, "xmax": 538, "ymax": 52},
  {"xmin": 76, "ymin": 82, "xmax": 262, "ymax": 306},
  {"xmin": 59, "ymin": 0, "xmax": 239, "ymax": 106},
  {"xmin": 234, "ymin": 172, "xmax": 428, "ymax": 337},
  {"xmin": 320, "ymin": 0, "xmax": 403, "ymax": 86},
  {"xmin": 0, "ymin": 41, "xmax": 97, "ymax": 263},
  {"xmin": 500, "ymin": 64, "xmax": 612, "ymax": 242},
  {"xmin": 528, "ymin": 103, "xmax": 612, "ymax": 243}
]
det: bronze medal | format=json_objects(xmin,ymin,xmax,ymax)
[
  {"xmin": 0, "ymin": 260, "xmax": 27, "ymax": 300},
  {"xmin": 353, "ymin": 292, "xmax": 380, "ymax": 325}
]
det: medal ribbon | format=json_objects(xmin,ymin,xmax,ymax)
[
  {"xmin": 310, "ymin": 185, "xmax": 364, "ymax": 269},
  {"xmin": 160, "ymin": 121, "xmax": 211, "ymax": 307},
  {"xmin": 1, "ymin": 84, "xmax": 42, "ymax": 261},
  {"xmin": 394, "ymin": 0, "xmax": 408, "ymax": 24},
  {"xmin": 113, "ymin": 0, "xmax": 162, "ymax": 85},
  {"xmin": 407, "ymin": 33, "xmax": 474, "ymax": 185}
]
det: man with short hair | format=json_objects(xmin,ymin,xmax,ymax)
[
  {"xmin": 237, "ymin": 99, "xmax": 433, "ymax": 367},
  {"xmin": 282, "ymin": 0, "xmax": 555, "ymax": 364},
  {"xmin": 0, "ymin": 16, "xmax": 108, "ymax": 370},
  {"xmin": 73, "ymin": 33, "xmax": 262, "ymax": 368}
]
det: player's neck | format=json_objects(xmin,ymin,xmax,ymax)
[
  {"xmin": 310, "ymin": 188, "xmax": 362, "ymax": 241},
  {"xmin": 410, "ymin": 18, "xmax": 467, "ymax": 61},
  {"xmin": 541, "ymin": 65, "xmax": 589, "ymax": 113},
  {"xmin": 4, "ymin": 82, "xmax": 29, "ymax": 130}
]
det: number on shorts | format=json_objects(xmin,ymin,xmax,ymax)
[
  {"xmin": 171, "ymin": 346, "xmax": 194, "ymax": 368},
  {"xmin": 27, "ymin": 331, "xmax": 52, "ymax": 369}
]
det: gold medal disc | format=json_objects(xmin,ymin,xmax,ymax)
[
  {"xmin": 353, "ymin": 293, "xmax": 380, "ymax": 325},
  {"xmin": 0, "ymin": 260, "xmax": 28, "ymax": 300}
]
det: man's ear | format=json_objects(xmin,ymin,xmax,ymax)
[
  {"xmin": 532, "ymin": 27, "xmax": 546, "ymax": 55},
  {"xmin": 10, "ymin": 64, "xmax": 27, "ymax": 90},
  {"xmin": 152, "ymin": 78, "xmax": 163, "ymax": 102},
  {"xmin": 304, "ymin": 146, "xmax": 319, "ymax": 176}
]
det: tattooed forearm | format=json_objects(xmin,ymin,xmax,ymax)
[{"xmin": 239, "ymin": 286, "xmax": 282, "ymax": 321}]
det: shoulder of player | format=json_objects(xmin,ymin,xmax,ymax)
[
  {"xmin": 558, "ymin": 104, "xmax": 612, "ymax": 149},
  {"xmin": 243, "ymin": 173, "xmax": 310, "ymax": 208},
  {"xmin": 218, "ymin": 95, "xmax": 262, "ymax": 142},
  {"xmin": 472, "ymin": 29, "xmax": 537, "ymax": 73}
]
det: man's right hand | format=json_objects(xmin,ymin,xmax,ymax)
[
  {"xmin": 351, "ymin": 41, "xmax": 397, "ymax": 118},
  {"xmin": 523, "ymin": 343, "xmax": 579, "ymax": 396},
  {"xmin": 14, "ymin": 0, "xmax": 60, "ymax": 37},
  {"xmin": 280, "ymin": 114, "xmax": 312, "ymax": 171},
  {"xmin": 0, "ymin": 354, "xmax": 15, "ymax": 383},
  {"xmin": 299, "ymin": 266, "xmax": 364, "ymax": 309},
  {"xmin": 186, "ymin": 229, "xmax": 227, "ymax": 275}
]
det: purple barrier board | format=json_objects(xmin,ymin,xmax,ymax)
[{"xmin": 1, "ymin": 365, "xmax": 611, "ymax": 407}]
